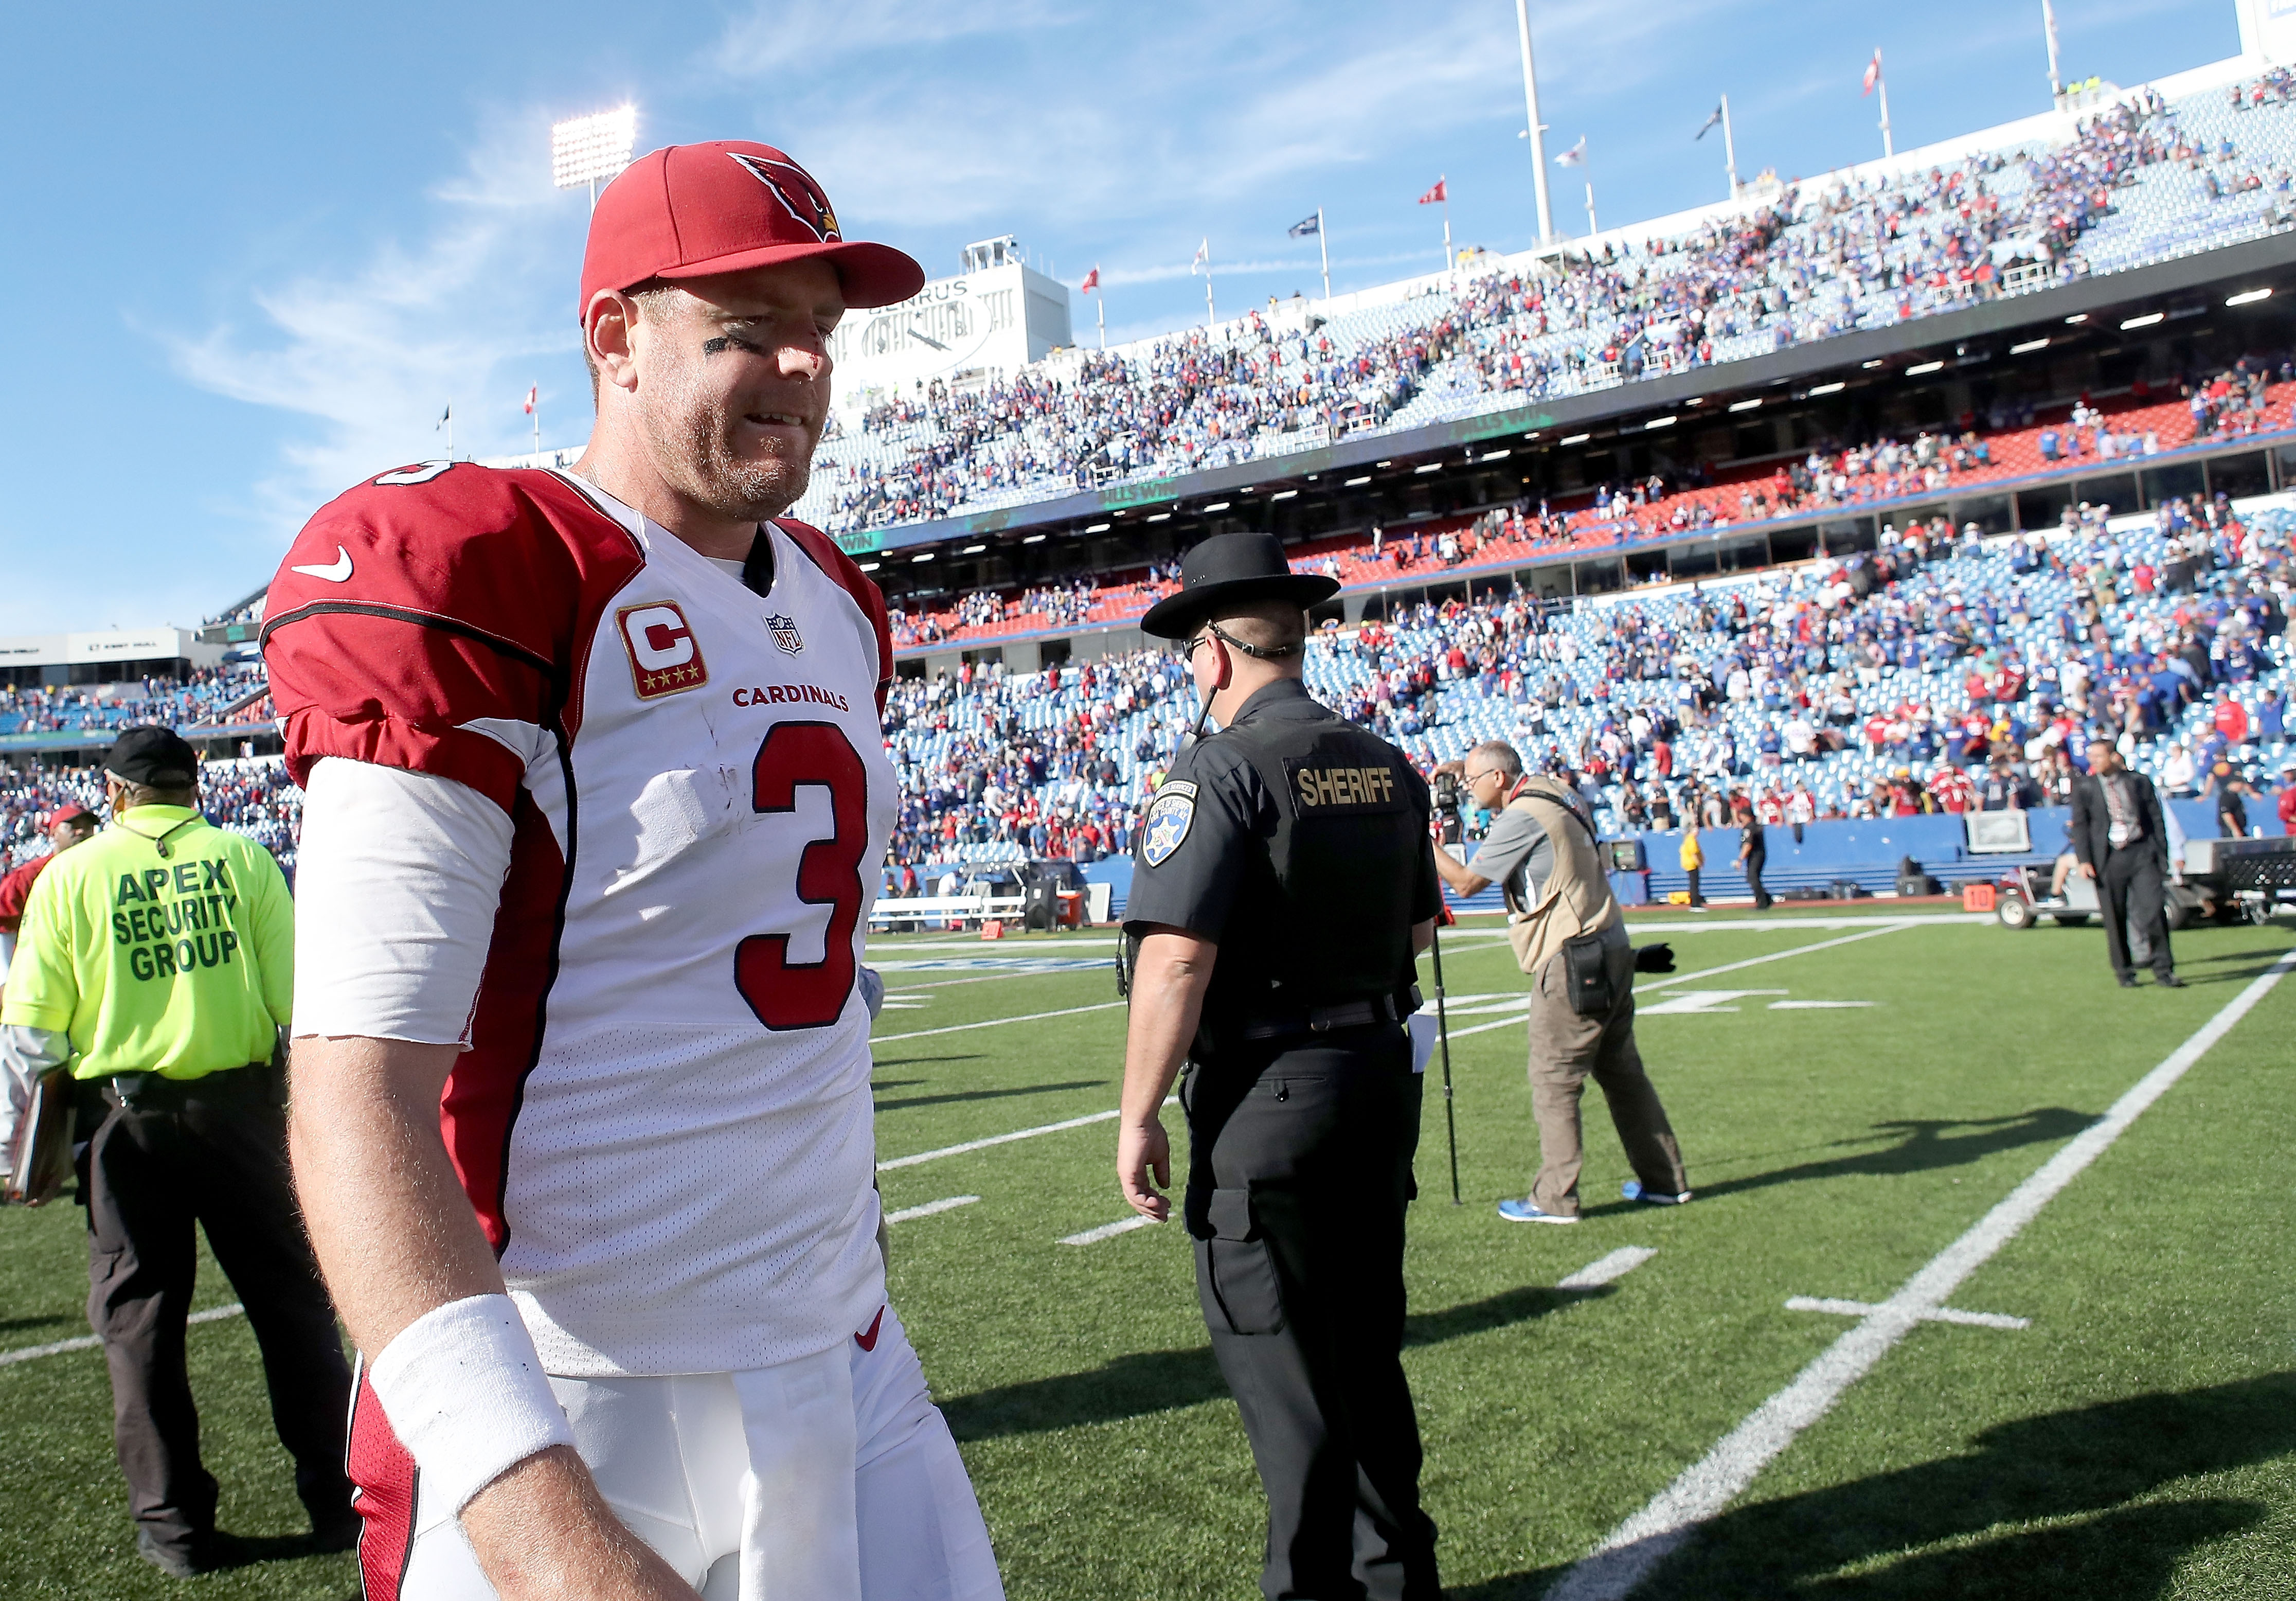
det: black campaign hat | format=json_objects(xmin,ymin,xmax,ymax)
[
  {"xmin": 1139, "ymin": 532, "xmax": 1340, "ymax": 640},
  {"xmin": 104, "ymin": 726, "xmax": 199, "ymax": 789}
]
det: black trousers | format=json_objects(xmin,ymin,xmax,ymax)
[
  {"xmin": 83, "ymin": 1074, "xmax": 354, "ymax": 1552},
  {"xmin": 2099, "ymin": 848, "xmax": 2174, "ymax": 981},
  {"xmin": 1182, "ymin": 1029, "xmax": 1440, "ymax": 1601},
  {"xmin": 1744, "ymin": 849, "xmax": 1771, "ymax": 910}
]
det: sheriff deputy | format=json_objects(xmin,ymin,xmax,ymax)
[
  {"xmin": 1115, "ymin": 533, "xmax": 1443, "ymax": 1601},
  {"xmin": 0, "ymin": 727, "xmax": 355, "ymax": 1577}
]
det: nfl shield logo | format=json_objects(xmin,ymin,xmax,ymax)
[{"xmin": 765, "ymin": 614, "xmax": 803, "ymax": 655}]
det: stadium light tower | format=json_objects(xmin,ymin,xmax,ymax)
[
  {"xmin": 1514, "ymin": 0, "xmax": 1556, "ymax": 245},
  {"xmin": 553, "ymin": 105, "xmax": 638, "ymax": 211}
]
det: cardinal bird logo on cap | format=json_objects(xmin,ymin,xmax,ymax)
[{"xmin": 726, "ymin": 152, "xmax": 842, "ymax": 243}]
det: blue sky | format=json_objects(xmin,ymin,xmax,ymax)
[{"xmin": 0, "ymin": 0, "xmax": 2245, "ymax": 634}]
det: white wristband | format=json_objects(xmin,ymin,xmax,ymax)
[{"xmin": 366, "ymin": 1293, "xmax": 577, "ymax": 1516}]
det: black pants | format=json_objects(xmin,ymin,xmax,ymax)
[
  {"xmin": 1685, "ymin": 866, "xmax": 1704, "ymax": 906},
  {"xmin": 83, "ymin": 1074, "xmax": 354, "ymax": 1554},
  {"xmin": 2099, "ymin": 848, "xmax": 2174, "ymax": 981},
  {"xmin": 1182, "ymin": 1030, "xmax": 1439, "ymax": 1601},
  {"xmin": 1744, "ymin": 849, "xmax": 1771, "ymax": 910}
]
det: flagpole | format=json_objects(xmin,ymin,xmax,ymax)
[
  {"xmin": 532, "ymin": 385, "xmax": 541, "ymax": 457},
  {"xmin": 2042, "ymin": 0, "xmax": 2062, "ymax": 98},
  {"xmin": 1515, "ymin": 0, "xmax": 1555, "ymax": 244},
  {"xmin": 1098, "ymin": 295, "xmax": 1105, "ymax": 349},
  {"xmin": 1440, "ymin": 181, "xmax": 1452, "ymax": 283},
  {"xmin": 1316, "ymin": 207, "xmax": 1330, "ymax": 301},
  {"xmin": 1721, "ymin": 93, "xmax": 1741, "ymax": 202},
  {"xmin": 1205, "ymin": 247, "xmax": 1216, "ymax": 330},
  {"xmin": 1584, "ymin": 182, "xmax": 1599, "ymax": 237},
  {"xmin": 1876, "ymin": 51, "xmax": 1894, "ymax": 158}
]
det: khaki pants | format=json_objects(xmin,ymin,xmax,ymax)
[{"xmin": 1523, "ymin": 944, "xmax": 1688, "ymax": 1216}]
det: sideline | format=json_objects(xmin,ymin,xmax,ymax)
[
  {"xmin": 1544, "ymin": 946, "xmax": 2296, "ymax": 1601},
  {"xmin": 1, "ymin": 1303, "xmax": 245, "ymax": 1370},
  {"xmin": 1439, "ymin": 922, "xmax": 1916, "ymax": 1042}
]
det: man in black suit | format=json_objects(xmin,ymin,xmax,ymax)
[{"xmin": 2068, "ymin": 737, "xmax": 2185, "ymax": 989}]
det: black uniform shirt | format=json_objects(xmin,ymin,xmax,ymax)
[{"xmin": 1125, "ymin": 678, "xmax": 1439, "ymax": 1039}]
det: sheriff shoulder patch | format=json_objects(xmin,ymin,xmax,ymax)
[{"xmin": 1141, "ymin": 781, "xmax": 1199, "ymax": 868}]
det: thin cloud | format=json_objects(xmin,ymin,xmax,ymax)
[{"xmin": 159, "ymin": 111, "xmax": 585, "ymax": 535}]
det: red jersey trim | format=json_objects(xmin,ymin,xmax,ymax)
[{"xmin": 345, "ymin": 1372, "xmax": 419, "ymax": 1599}]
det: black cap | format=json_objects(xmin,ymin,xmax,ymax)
[
  {"xmin": 104, "ymin": 726, "xmax": 199, "ymax": 789},
  {"xmin": 1138, "ymin": 532, "xmax": 1340, "ymax": 640}
]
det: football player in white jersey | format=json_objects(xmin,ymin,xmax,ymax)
[{"xmin": 263, "ymin": 143, "xmax": 1003, "ymax": 1601}]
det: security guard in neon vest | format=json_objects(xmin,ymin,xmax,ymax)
[
  {"xmin": 1118, "ymin": 533, "xmax": 1443, "ymax": 1601},
  {"xmin": 0, "ymin": 728, "xmax": 355, "ymax": 1576},
  {"xmin": 1431, "ymin": 741, "xmax": 1689, "ymax": 1223}
]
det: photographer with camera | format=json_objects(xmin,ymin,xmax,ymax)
[{"xmin": 1431, "ymin": 742, "xmax": 1692, "ymax": 1225}]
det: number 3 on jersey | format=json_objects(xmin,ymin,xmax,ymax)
[{"xmin": 734, "ymin": 721, "xmax": 869, "ymax": 1030}]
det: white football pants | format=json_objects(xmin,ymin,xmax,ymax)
[{"xmin": 394, "ymin": 1303, "xmax": 1002, "ymax": 1600}]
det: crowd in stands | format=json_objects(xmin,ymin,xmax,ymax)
[
  {"xmin": 870, "ymin": 494, "xmax": 2296, "ymax": 872},
  {"xmin": 865, "ymin": 357, "xmax": 2294, "ymax": 652},
  {"xmin": 793, "ymin": 67, "xmax": 2296, "ymax": 545},
  {"xmin": 0, "ymin": 757, "xmax": 301, "ymax": 880},
  {"xmin": 0, "ymin": 667, "xmax": 271, "ymax": 738}
]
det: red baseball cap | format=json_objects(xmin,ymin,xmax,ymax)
[
  {"xmin": 580, "ymin": 141, "xmax": 924, "ymax": 320},
  {"xmin": 45, "ymin": 804, "xmax": 93, "ymax": 830}
]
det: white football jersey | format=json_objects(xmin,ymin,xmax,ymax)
[{"xmin": 265, "ymin": 464, "xmax": 895, "ymax": 1376}]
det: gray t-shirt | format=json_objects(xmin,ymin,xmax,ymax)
[{"xmin": 1470, "ymin": 798, "xmax": 1630, "ymax": 949}]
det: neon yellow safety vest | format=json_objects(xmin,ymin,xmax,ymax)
[{"xmin": 0, "ymin": 806, "xmax": 294, "ymax": 1080}]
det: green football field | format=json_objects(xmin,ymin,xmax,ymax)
[{"xmin": 3, "ymin": 909, "xmax": 2293, "ymax": 1599}]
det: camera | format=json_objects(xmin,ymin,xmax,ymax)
[{"xmin": 1430, "ymin": 772, "xmax": 1464, "ymax": 846}]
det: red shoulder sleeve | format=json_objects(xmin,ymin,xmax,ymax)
[
  {"xmin": 261, "ymin": 465, "xmax": 643, "ymax": 811},
  {"xmin": 776, "ymin": 518, "xmax": 894, "ymax": 715},
  {"xmin": 0, "ymin": 857, "xmax": 43, "ymax": 932}
]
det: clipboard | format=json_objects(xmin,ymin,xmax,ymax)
[{"xmin": 4, "ymin": 1068, "xmax": 77, "ymax": 1207}]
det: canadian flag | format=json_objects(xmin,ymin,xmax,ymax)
[
  {"xmin": 1417, "ymin": 177, "xmax": 1447, "ymax": 205},
  {"xmin": 1080, "ymin": 266, "xmax": 1100, "ymax": 294},
  {"xmin": 523, "ymin": 385, "xmax": 537, "ymax": 415},
  {"xmin": 1862, "ymin": 49, "xmax": 1881, "ymax": 96}
]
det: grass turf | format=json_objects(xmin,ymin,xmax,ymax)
[{"xmin": 1, "ymin": 912, "xmax": 2290, "ymax": 1598}]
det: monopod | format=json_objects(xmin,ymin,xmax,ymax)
[{"xmin": 1428, "ymin": 916, "xmax": 1461, "ymax": 1205}]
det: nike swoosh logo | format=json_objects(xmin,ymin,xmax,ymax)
[
  {"xmin": 290, "ymin": 546, "xmax": 354, "ymax": 582},
  {"xmin": 853, "ymin": 1306, "xmax": 885, "ymax": 1352}
]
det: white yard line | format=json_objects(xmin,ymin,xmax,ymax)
[
  {"xmin": 871, "ymin": 1000, "xmax": 1125, "ymax": 1045},
  {"xmin": 1559, "ymin": 1247, "xmax": 1657, "ymax": 1289},
  {"xmin": 1784, "ymin": 1295, "xmax": 2029, "ymax": 1331},
  {"xmin": 0, "ymin": 1303, "xmax": 244, "ymax": 1369},
  {"xmin": 1544, "ymin": 946, "xmax": 2296, "ymax": 1601},
  {"xmin": 1060, "ymin": 1215, "xmax": 1161, "ymax": 1246},
  {"xmin": 867, "ymin": 936, "xmax": 1121, "ymax": 954},
  {"xmin": 883, "ymin": 1196, "xmax": 980, "ymax": 1224},
  {"xmin": 1441, "ymin": 923, "xmax": 1916, "ymax": 1042},
  {"xmin": 877, "ymin": 1096, "xmax": 1176, "ymax": 1173}
]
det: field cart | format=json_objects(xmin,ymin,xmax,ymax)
[{"xmin": 1994, "ymin": 834, "xmax": 2296, "ymax": 930}]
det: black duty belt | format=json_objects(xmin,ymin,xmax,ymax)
[
  {"xmin": 1241, "ymin": 993, "xmax": 1406, "ymax": 1041},
  {"xmin": 105, "ymin": 1068, "xmax": 270, "ymax": 1111}
]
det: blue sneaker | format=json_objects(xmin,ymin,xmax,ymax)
[
  {"xmin": 1622, "ymin": 1181, "xmax": 1692, "ymax": 1205},
  {"xmin": 1497, "ymin": 1198, "xmax": 1578, "ymax": 1224}
]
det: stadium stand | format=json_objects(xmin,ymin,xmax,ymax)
[
  {"xmin": 793, "ymin": 63, "xmax": 2296, "ymax": 546},
  {"xmin": 878, "ymin": 365, "xmax": 2295, "ymax": 649},
  {"xmin": 872, "ymin": 496, "xmax": 2292, "ymax": 901}
]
